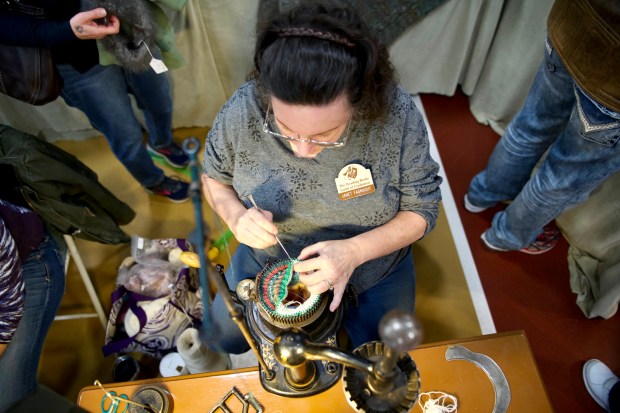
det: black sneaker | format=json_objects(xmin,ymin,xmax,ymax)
[
  {"xmin": 146, "ymin": 176, "xmax": 189, "ymax": 203},
  {"xmin": 147, "ymin": 143, "xmax": 189, "ymax": 168}
]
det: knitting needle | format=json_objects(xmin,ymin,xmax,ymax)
[{"xmin": 247, "ymin": 194, "xmax": 293, "ymax": 260}]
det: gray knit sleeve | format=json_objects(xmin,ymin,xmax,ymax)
[
  {"xmin": 396, "ymin": 90, "xmax": 442, "ymax": 235},
  {"xmin": 202, "ymin": 83, "xmax": 260, "ymax": 186}
]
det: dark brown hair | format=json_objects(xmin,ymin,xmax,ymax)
[{"xmin": 251, "ymin": 3, "xmax": 396, "ymax": 121}]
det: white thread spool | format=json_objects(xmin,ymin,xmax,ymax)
[
  {"xmin": 159, "ymin": 352, "xmax": 189, "ymax": 377},
  {"xmin": 176, "ymin": 328, "xmax": 232, "ymax": 374}
]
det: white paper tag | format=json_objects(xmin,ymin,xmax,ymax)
[
  {"xmin": 140, "ymin": 40, "xmax": 168, "ymax": 74},
  {"xmin": 150, "ymin": 58, "xmax": 168, "ymax": 74}
]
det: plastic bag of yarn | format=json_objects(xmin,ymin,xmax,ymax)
[
  {"xmin": 116, "ymin": 258, "xmax": 176, "ymax": 298},
  {"xmin": 131, "ymin": 235, "xmax": 185, "ymax": 268}
]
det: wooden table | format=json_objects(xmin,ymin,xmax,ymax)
[{"xmin": 78, "ymin": 330, "xmax": 553, "ymax": 412}]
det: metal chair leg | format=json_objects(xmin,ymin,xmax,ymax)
[{"xmin": 53, "ymin": 235, "xmax": 108, "ymax": 330}]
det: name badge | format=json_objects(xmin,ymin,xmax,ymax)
[{"xmin": 335, "ymin": 163, "xmax": 375, "ymax": 200}]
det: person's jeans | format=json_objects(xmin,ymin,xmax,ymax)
[
  {"xmin": 466, "ymin": 37, "xmax": 620, "ymax": 250},
  {"xmin": 610, "ymin": 380, "xmax": 620, "ymax": 413},
  {"xmin": 0, "ymin": 233, "xmax": 65, "ymax": 413},
  {"xmin": 204, "ymin": 244, "xmax": 415, "ymax": 354},
  {"xmin": 57, "ymin": 63, "xmax": 175, "ymax": 187}
]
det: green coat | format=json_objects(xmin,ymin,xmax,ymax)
[{"xmin": 0, "ymin": 125, "xmax": 135, "ymax": 244}]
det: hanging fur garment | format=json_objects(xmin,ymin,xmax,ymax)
[{"xmin": 82, "ymin": 0, "xmax": 156, "ymax": 72}]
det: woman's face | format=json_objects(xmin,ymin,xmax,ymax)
[{"xmin": 270, "ymin": 94, "xmax": 352, "ymax": 158}]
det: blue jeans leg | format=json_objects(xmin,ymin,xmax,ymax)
[
  {"xmin": 486, "ymin": 88, "xmax": 620, "ymax": 249},
  {"xmin": 0, "ymin": 233, "xmax": 65, "ymax": 413},
  {"xmin": 344, "ymin": 248, "xmax": 415, "ymax": 349},
  {"xmin": 124, "ymin": 69, "xmax": 175, "ymax": 149},
  {"xmin": 467, "ymin": 38, "xmax": 575, "ymax": 209},
  {"xmin": 206, "ymin": 244, "xmax": 263, "ymax": 354},
  {"xmin": 467, "ymin": 38, "xmax": 620, "ymax": 249},
  {"xmin": 57, "ymin": 63, "xmax": 165, "ymax": 187}
]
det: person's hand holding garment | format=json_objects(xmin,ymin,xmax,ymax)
[
  {"xmin": 69, "ymin": 8, "xmax": 119, "ymax": 39},
  {"xmin": 0, "ymin": 1, "xmax": 191, "ymax": 203}
]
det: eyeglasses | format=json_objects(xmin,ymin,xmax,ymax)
[{"xmin": 262, "ymin": 103, "xmax": 351, "ymax": 148}]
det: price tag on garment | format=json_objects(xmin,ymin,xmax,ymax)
[
  {"xmin": 140, "ymin": 40, "xmax": 169, "ymax": 74},
  {"xmin": 149, "ymin": 57, "xmax": 168, "ymax": 74},
  {"xmin": 335, "ymin": 163, "xmax": 375, "ymax": 200}
]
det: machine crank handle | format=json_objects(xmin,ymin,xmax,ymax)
[
  {"xmin": 274, "ymin": 328, "xmax": 375, "ymax": 375},
  {"xmin": 273, "ymin": 310, "xmax": 422, "ymax": 401}
]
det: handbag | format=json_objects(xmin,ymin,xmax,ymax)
[
  {"xmin": 0, "ymin": 43, "xmax": 63, "ymax": 105},
  {"xmin": 0, "ymin": 0, "xmax": 63, "ymax": 105}
]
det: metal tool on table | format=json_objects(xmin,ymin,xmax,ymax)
[
  {"xmin": 445, "ymin": 345, "xmax": 511, "ymax": 413},
  {"xmin": 233, "ymin": 263, "xmax": 423, "ymax": 410},
  {"xmin": 340, "ymin": 310, "xmax": 422, "ymax": 412},
  {"xmin": 207, "ymin": 386, "xmax": 264, "ymax": 413}
]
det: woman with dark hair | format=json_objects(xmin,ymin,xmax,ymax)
[{"xmin": 201, "ymin": 3, "xmax": 441, "ymax": 352}]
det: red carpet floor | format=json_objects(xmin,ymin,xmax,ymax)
[{"xmin": 421, "ymin": 91, "xmax": 620, "ymax": 413}]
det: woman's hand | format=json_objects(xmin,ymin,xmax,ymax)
[
  {"xmin": 294, "ymin": 239, "xmax": 362, "ymax": 312},
  {"xmin": 294, "ymin": 211, "xmax": 426, "ymax": 312},
  {"xmin": 201, "ymin": 175, "xmax": 278, "ymax": 250},
  {"xmin": 69, "ymin": 8, "xmax": 120, "ymax": 40},
  {"xmin": 229, "ymin": 206, "xmax": 279, "ymax": 249}
]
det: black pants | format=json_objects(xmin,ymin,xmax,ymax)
[{"xmin": 611, "ymin": 381, "xmax": 620, "ymax": 413}]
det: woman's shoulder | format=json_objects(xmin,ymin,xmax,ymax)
[
  {"xmin": 392, "ymin": 84, "xmax": 417, "ymax": 107},
  {"xmin": 383, "ymin": 84, "xmax": 421, "ymax": 121},
  {"xmin": 229, "ymin": 81, "xmax": 259, "ymax": 104},
  {"xmin": 210, "ymin": 82, "xmax": 263, "ymax": 141},
  {"xmin": 219, "ymin": 81, "xmax": 262, "ymax": 117}
]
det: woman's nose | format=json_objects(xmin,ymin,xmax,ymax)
[{"xmin": 290, "ymin": 141, "xmax": 318, "ymax": 157}]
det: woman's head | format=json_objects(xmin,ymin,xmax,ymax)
[{"xmin": 252, "ymin": 3, "xmax": 395, "ymax": 121}]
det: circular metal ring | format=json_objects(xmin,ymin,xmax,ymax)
[{"xmin": 323, "ymin": 279, "xmax": 334, "ymax": 291}]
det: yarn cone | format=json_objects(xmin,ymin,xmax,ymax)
[{"xmin": 176, "ymin": 327, "xmax": 231, "ymax": 373}]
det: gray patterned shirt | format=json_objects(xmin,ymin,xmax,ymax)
[{"xmin": 203, "ymin": 81, "xmax": 442, "ymax": 294}]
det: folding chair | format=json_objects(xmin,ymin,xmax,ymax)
[{"xmin": 53, "ymin": 234, "xmax": 107, "ymax": 330}]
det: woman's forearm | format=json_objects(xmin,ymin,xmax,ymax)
[
  {"xmin": 201, "ymin": 174, "xmax": 246, "ymax": 229},
  {"xmin": 0, "ymin": 15, "xmax": 74, "ymax": 47},
  {"xmin": 349, "ymin": 210, "xmax": 428, "ymax": 266}
]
